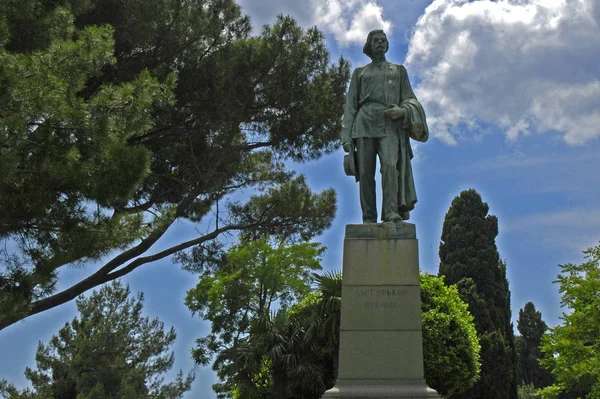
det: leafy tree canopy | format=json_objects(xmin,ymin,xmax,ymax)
[
  {"xmin": 182, "ymin": 238, "xmax": 325, "ymax": 398},
  {"xmin": 0, "ymin": 0, "xmax": 350, "ymax": 330},
  {"xmin": 0, "ymin": 280, "xmax": 193, "ymax": 399},
  {"xmin": 538, "ymin": 243, "xmax": 600, "ymax": 399},
  {"xmin": 517, "ymin": 302, "xmax": 553, "ymax": 389},
  {"xmin": 421, "ymin": 273, "xmax": 481, "ymax": 398},
  {"xmin": 205, "ymin": 272, "xmax": 341, "ymax": 399},
  {"xmin": 439, "ymin": 189, "xmax": 506, "ymax": 331},
  {"xmin": 438, "ymin": 189, "xmax": 518, "ymax": 399}
]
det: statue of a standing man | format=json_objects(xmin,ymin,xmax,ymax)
[{"xmin": 342, "ymin": 29, "xmax": 429, "ymax": 223}]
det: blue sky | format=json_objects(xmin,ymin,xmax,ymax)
[{"xmin": 2, "ymin": 0, "xmax": 600, "ymax": 397}]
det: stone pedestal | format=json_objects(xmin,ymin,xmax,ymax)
[{"xmin": 322, "ymin": 222, "xmax": 440, "ymax": 398}]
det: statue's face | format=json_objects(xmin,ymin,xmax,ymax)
[{"xmin": 370, "ymin": 32, "xmax": 387, "ymax": 55}]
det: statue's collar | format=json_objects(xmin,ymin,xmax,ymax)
[{"xmin": 370, "ymin": 58, "xmax": 387, "ymax": 66}]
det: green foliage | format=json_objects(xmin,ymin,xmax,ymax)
[
  {"xmin": 0, "ymin": 0, "xmax": 349, "ymax": 329},
  {"xmin": 477, "ymin": 330, "xmax": 520, "ymax": 399},
  {"xmin": 439, "ymin": 189, "xmax": 504, "ymax": 332},
  {"xmin": 421, "ymin": 273, "xmax": 481, "ymax": 397},
  {"xmin": 438, "ymin": 189, "xmax": 518, "ymax": 399},
  {"xmin": 538, "ymin": 243, "xmax": 600, "ymax": 399},
  {"xmin": 232, "ymin": 175, "xmax": 337, "ymax": 243},
  {"xmin": 0, "ymin": 5, "xmax": 170, "ymax": 322},
  {"xmin": 231, "ymin": 271, "xmax": 480, "ymax": 399},
  {"xmin": 517, "ymin": 302, "xmax": 553, "ymax": 389},
  {"xmin": 182, "ymin": 239, "xmax": 324, "ymax": 398},
  {"xmin": 518, "ymin": 383, "xmax": 541, "ymax": 399},
  {"xmin": 234, "ymin": 309, "xmax": 323, "ymax": 399},
  {"xmin": 0, "ymin": 280, "xmax": 193, "ymax": 399},
  {"xmin": 285, "ymin": 271, "xmax": 343, "ymax": 398},
  {"xmin": 225, "ymin": 270, "xmax": 341, "ymax": 399}
]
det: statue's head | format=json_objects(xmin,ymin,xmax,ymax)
[{"xmin": 363, "ymin": 29, "xmax": 389, "ymax": 59}]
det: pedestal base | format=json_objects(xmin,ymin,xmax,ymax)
[
  {"xmin": 323, "ymin": 222, "xmax": 441, "ymax": 399},
  {"xmin": 323, "ymin": 379, "xmax": 440, "ymax": 398}
]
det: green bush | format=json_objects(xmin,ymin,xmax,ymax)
[{"xmin": 421, "ymin": 273, "xmax": 481, "ymax": 397}]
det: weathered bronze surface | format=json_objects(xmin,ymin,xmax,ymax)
[{"xmin": 342, "ymin": 30, "xmax": 429, "ymax": 223}]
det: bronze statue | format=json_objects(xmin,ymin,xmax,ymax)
[{"xmin": 342, "ymin": 29, "xmax": 429, "ymax": 223}]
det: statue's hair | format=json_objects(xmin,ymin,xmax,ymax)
[{"xmin": 363, "ymin": 29, "xmax": 389, "ymax": 58}]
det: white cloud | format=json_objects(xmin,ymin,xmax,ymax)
[
  {"xmin": 406, "ymin": 0, "xmax": 600, "ymax": 145},
  {"xmin": 312, "ymin": 0, "xmax": 394, "ymax": 47},
  {"xmin": 239, "ymin": 0, "xmax": 431, "ymax": 45}
]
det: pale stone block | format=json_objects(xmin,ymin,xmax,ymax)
[
  {"xmin": 337, "ymin": 331, "xmax": 425, "ymax": 380},
  {"xmin": 345, "ymin": 222, "xmax": 416, "ymax": 240},
  {"xmin": 322, "ymin": 382, "xmax": 440, "ymax": 398},
  {"xmin": 340, "ymin": 285, "xmax": 422, "ymax": 331},
  {"xmin": 342, "ymin": 239, "xmax": 420, "ymax": 286},
  {"xmin": 322, "ymin": 222, "xmax": 441, "ymax": 398},
  {"xmin": 335, "ymin": 378, "xmax": 427, "ymax": 386}
]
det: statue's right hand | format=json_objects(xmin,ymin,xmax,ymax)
[{"xmin": 343, "ymin": 142, "xmax": 352, "ymax": 153}]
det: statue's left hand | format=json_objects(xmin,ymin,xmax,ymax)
[{"xmin": 384, "ymin": 105, "xmax": 407, "ymax": 121}]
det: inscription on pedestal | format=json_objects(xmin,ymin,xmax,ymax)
[
  {"xmin": 354, "ymin": 287, "xmax": 409, "ymax": 297},
  {"xmin": 353, "ymin": 286, "xmax": 408, "ymax": 310},
  {"xmin": 363, "ymin": 300, "xmax": 397, "ymax": 309},
  {"xmin": 340, "ymin": 285, "xmax": 421, "ymax": 331}
]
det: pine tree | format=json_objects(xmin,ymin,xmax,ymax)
[
  {"xmin": 517, "ymin": 302, "xmax": 553, "ymax": 389},
  {"xmin": 0, "ymin": 281, "xmax": 193, "ymax": 399},
  {"xmin": 0, "ymin": 0, "xmax": 350, "ymax": 330},
  {"xmin": 438, "ymin": 189, "xmax": 518, "ymax": 399}
]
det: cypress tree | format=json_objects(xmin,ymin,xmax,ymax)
[
  {"xmin": 517, "ymin": 302, "xmax": 553, "ymax": 388},
  {"xmin": 438, "ymin": 189, "xmax": 518, "ymax": 399}
]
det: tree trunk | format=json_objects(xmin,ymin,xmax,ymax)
[{"xmin": 272, "ymin": 372, "xmax": 288, "ymax": 399}]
